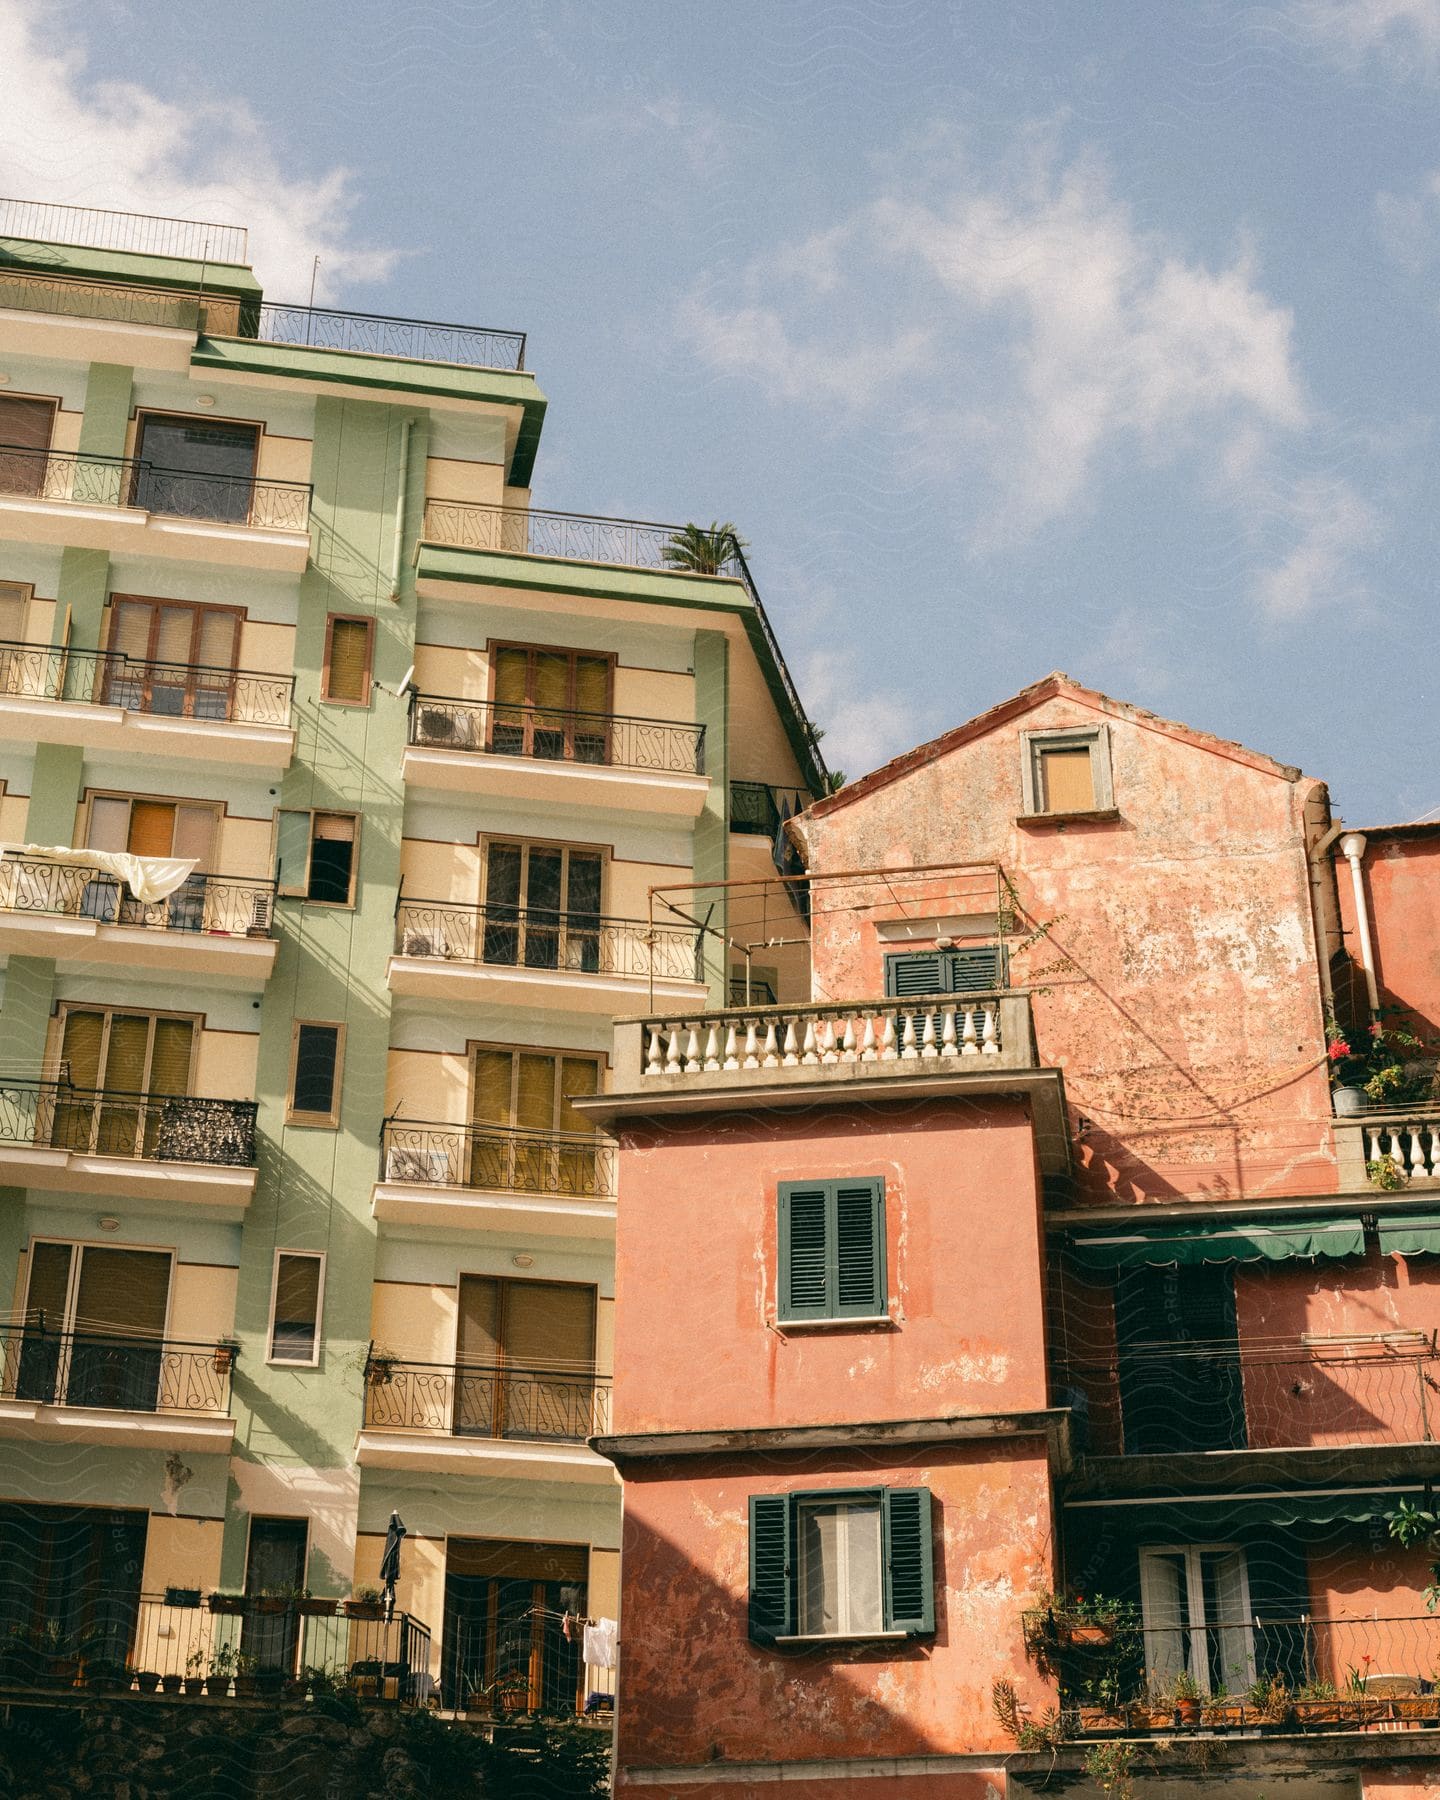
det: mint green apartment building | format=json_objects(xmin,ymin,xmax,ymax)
[{"xmin": 0, "ymin": 198, "xmax": 822, "ymax": 1710}]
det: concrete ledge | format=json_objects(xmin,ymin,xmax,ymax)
[
  {"xmin": 1071, "ymin": 1440, "xmax": 1440, "ymax": 1495},
  {"xmin": 356, "ymin": 1428, "xmax": 618, "ymax": 1484},
  {"xmin": 592, "ymin": 1407, "xmax": 1073, "ymax": 1464},
  {"xmin": 0, "ymin": 1400, "xmax": 234, "ymax": 1455}
]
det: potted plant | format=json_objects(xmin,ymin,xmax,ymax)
[
  {"xmin": 1367, "ymin": 1153, "xmax": 1409, "ymax": 1191},
  {"xmin": 233, "ymin": 1651, "xmax": 261, "ymax": 1700},
  {"xmin": 1293, "ymin": 1678, "xmax": 1343, "ymax": 1726},
  {"xmin": 1325, "ymin": 1011, "xmax": 1435, "ymax": 1115},
  {"xmin": 1244, "ymin": 1674, "xmax": 1292, "ymax": 1727},
  {"xmin": 205, "ymin": 1642, "xmax": 238, "ymax": 1697},
  {"xmin": 299, "ymin": 1593, "xmax": 336, "ymax": 1618},
  {"xmin": 1201, "ymin": 1685, "xmax": 1244, "ymax": 1728},
  {"xmin": 212, "ymin": 1338, "xmax": 239, "ymax": 1376},
  {"xmin": 350, "ymin": 1656, "xmax": 382, "ymax": 1699},
  {"xmin": 364, "ymin": 1347, "xmax": 398, "ymax": 1388},
  {"xmin": 164, "ymin": 1586, "xmax": 201, "ymax": 1609},
  {"xmin": 1022, "ymin": 1590, "xmax": 1140, "ymax": 1652},
  {"xmin": 208, "ymin": 1591, "xmax": 247, "ymax": 1616},
  {"xmin": 344, "ymin": 1586, "xmax": 386, "ymax": 1620},
  {"xmin": 283, "ymin": 1669, "xmax": 309, "ymax": 1702},
  {"xmin": 490, "ymin": 1671, "xmax": 533, "ymax": 1716},
  {"xmin": 254, "ymin": 1661, "xmax": 285, "ymax": 1700},
  {"xmin": 1171, "ymin": 1670, "xmax": 1202, "ymax": 1726},
  {"xmin": 134, "ymin": 1667, "xmax": 161, "ymax": 1694},
  {"xmin": 183, "ymin": 1648, "xmax": 207, "ymax": 1696},
  {"xmin": 662, "ymin": 521, "xmax": 748, "ymax": 577},
  {"xmin": 160, "ymin": 1669, "xmax": 183, "ymax": 1695}
]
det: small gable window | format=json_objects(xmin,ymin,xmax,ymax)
[{"xmin": 1020, "ymin": 725, "xmax": 1114, "ymax": 817}]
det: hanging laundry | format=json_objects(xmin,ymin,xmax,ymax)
[
  {"xmin": 583, "ymin": 1617, "xmax": 617, "ymax": 1670},
  {"xmin": 562, "ymin": 1611, "xmax": 584, "ymax": 1644}
]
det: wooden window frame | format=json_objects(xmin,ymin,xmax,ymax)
[
  {"xmin": 0, "ymin": 577, "xmax": 34, "ymax": 646},
  {"xmin": 480, "ymin": 836, "xmax": 608, "ymax": 906},
  {"xmin": 265, "ymin": 1250, "xmax": 326, "ymax": 1368},
  {"xmin": 131, "ymin": 408, "xmax": 263, "ymax": 482},
  {"xmin": 452, "ymin": 1272, "xmax": 600, "ymax": 1371},
  {"xmin": 286, "ymin": 1021, "xmax": 346, "ymax": 1128},
  {"xmin": 466, "ymin": 1040, "xmax": 605, "ymax": 1134},
  {"xmin": 103, "ymin": 593, "xmax": 245, "ymax": 720},
  {"xmin": 52, "ymin": 1002, "xmax": 202, "ymax": 1097},
  {"xmin": 749, "ymin": 1486, "xmax": 934, "ymax": 1645},
  {"xmin": 484, "ymin": 638, "xmax": 616, "ymax": 763},
  {"xmin": 23, "ymin": 1235, "xmax": 175, "ymax": 1339},
  {"xmin": 321, "ymin": 613, "xmax": 375, "ymax": 708},
  {"xmin": 82, "ymin": 790, "xmax": 222, "ymax": 867},
  {"xmin": 777, "ymin": 1177, "xmax": 888, "ymax": 1325},
  {"xmin": 277, "ymin": 809, "xmax": 361, "ymax": 908},
  {"xmin": 1019, "ymin": 725, "xmax": 1114, "ymax": 818}
]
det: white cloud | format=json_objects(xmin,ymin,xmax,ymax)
[
  {"xmin": 1252, "ymin": 477, "xmax": 1382, "ymax": 619},
  {"xmin": 1376, "ymin": 171, "xmax": 1440, "ymax": 272},
  {"xmin": 0, "ymin": 0, "xmax": 395, "ymax": 301},
  {"xmin": 797, "ymin": 647, "xmax": 912, "ymax": 781},
  {"xmin": 1290, "ymin": 0, "xmax": 1440, "ymax": 72}
]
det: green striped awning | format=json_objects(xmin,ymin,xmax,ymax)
[
  {"xmin": 1378, "ymin": 1212, "xmax": 1440, "ymax": 1257},
  {"xmin": 1064, "ymin": 1485, "xmax": 1424, "ymax": 1538},
  {"xmin": 1064, "ymin": 1214, "xmax": 1365, "ymax": 1271}
]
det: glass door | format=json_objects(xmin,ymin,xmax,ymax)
[
  {"xmin": 243, "ymin": 1517, "xmax": 307, "ymax": 1673},
  {"xmin": 17, "ymin": 1241, "xmax": 171, "ymax": 1411},
  {"xmin": 1115, "ymin": 1263, "xmax": 1246, "ymax": 1454}
]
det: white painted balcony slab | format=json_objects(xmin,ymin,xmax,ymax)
[
  {"xmin": 0, "ymin": 493, "xmax": 310, "ymax": 572},
  {"xmin": 0, "ymin": 692, "xmax": 296, "ymax": 769},
  {"xmin": 0, "ymin": 304, "xmax": 199, "ymax": 371},
  {"xmin": 401, "ymin": 742, "xmax": 709, "ymax": 818},
  {"xmin": 0, "ymin": 912, "xmax": 277, "ymax": 985},
  {"xmin": 0, "ymin": 1398, "xmax": 234, "ymax": 1455},
  {"xmin": 354, "ymin": 1428, "xmax": 617, "ymax": 1484},
  {"xmin": 0, "ymin": 1143, "xmax": 256, "ymax": 1211},
  {"xmin": 387, "ymin": 954, "xmax": 707, "ymax": 1014},
  {"xmin": 371, "ymin": 1178, "xmax": 616, "ymax": 1239}
]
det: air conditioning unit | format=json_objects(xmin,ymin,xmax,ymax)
[
  {"xmin": 416, "ymin": 708, "xmax": 457, "ymax": 746},
  {"xmin": 385, "ymin": 1145, "xmax": 452, "ymax": 1185},
  {"xmin": 247, "ymin": 890, "xmax": 273, "ymax": 937}
]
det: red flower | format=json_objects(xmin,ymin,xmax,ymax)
[
  {"xmin": 1369, "ymin": 1022, "xmax": 1382, "ymax": 1036},
  {"xmin": 1328, "ymin": 1039, "xmax": 1350, "ymax": 1060}
]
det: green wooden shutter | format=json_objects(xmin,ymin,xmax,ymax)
[
  {"xmin": 948, "ymin": 945, "xmax": 1004, "ymax": 993},
  {"xmin": 275, "ymin": 810, "xmax": 311, "ymax": 894},
  {"xmin": 834, "ymin": 1180, "xmax": 885, "ymax": 1316},
  {"xmin": 885, "ymin": 947, "xmax": 1003, "ymax": 997},
  {"xmin": 748, "ymin": 1494, "xmax": 794, "ymax": 1644},
  {"xmin": 884, "ymin": 951, "xmax": 948, "ymax": 997},
  {"xmin": 779, "ymin": 1185, "xmax": 829, "ymax": 1319},
  {"xmin": 882, "ymin": 1487, "xmax": 935, "ymax": 1634}
]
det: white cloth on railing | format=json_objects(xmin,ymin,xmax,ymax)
[
  {"xmin": 0, "ymin": 844, "xmax": 197, "ymax": 904},
  {"xmin": 583, "ymin": 1617, "xmax": 617, "ymax": 1670}
]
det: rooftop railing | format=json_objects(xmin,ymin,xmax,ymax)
[
  {"xmin": 1058, "ymin": 1333, "xmax": 1440, "ymax": 1458},
  {"xmin": 0, "ymin": 266, "xmax": 228, "ymax": 331},
  {"xmin": 0, "ymin": 640, "xmax": 295, "ymax": 727},
  {"xmin": 0, "ymin": 197, "xmax": 249, "ymax": 263},
  {"xmin": 0, "ymin": 856, "xmax": 276, "ymax": 938},
  {"xmin": 0, "ymin": 444, "xmax": 312, "ymax": 531},
  {"xmin": 381, "ymin": 1117, "xmax": 617, "ymax": 1198},
  {"xmin": 363, "ymin": 1356, "xmax": 612, "ymax": 1442},
  {"xmin": 730, "ymin": 780, "xmax": 810, "ymax": 837},
  {"xmin": 255, "ymin": 302, "xmax": 525, "ymax": 371},
  {"xmin": 0, "ymin": 1078, "xmax": 257, "ymax": 1167},
  {"xmin": 395, "ymin": 898, "xmax": 703, "ymax": 984},
  {"xmin": 408, "ymin": 690, "xmax": 706, "ymax": 775},
  {"xmin": 0, "ymin": 1324, "xmax": 234, "ymax": 1415}
]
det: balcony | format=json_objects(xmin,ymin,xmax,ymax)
[
  {"xmin": 0, "ymin": 855, "xmax": 277, "ymax": 985},
  {"xmin": 0, "ymin": 1591, "xmax": 432, "ymax": 1702},
  {"xmin": 1059, "ymin": 1333, "xmax": 1440, "ymax": 1488},
  {"xmin": 390, "ymin": 900, "xmax": 705, "ymax": 1011},
  {"xmin": 404, "ymin": 690, "xmax": 709, "ymax": 816},
  {"xmin": 374, "ymin": 1118, "xmax": 616, "ymax": 1236},
  {"xmin": 1334, "ymin": 1106, "xmax": 1440, "ymax": 1189},
  {"xmin": 1024, "ymin": 1609, "xmax": 1440, "ymax": 1739},
  {"xmin": 0, "ymin": 1325, "xmax": 234, "ymax": 1453},
  {"xmin": 0, "ymin": 196, "xmax": 250, "ymax": 262},
  {"xmin": 0, "ymin": 1078, "xmax": 258, "ymax": 1213},
  {"xmin": 0, "ymin": 446, "xmax": 312, "ymax": 570},
  {"xmin": 357, "ymin": 1356, "xmax": 615, "ymax": 1482},
  {"xmin": 0, "ymin": 641, "xmax": 296, "ymax": 768}
]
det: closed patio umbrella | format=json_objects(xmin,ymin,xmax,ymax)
[{"xmin": 379, "ymin": 1511, "xmax": 407, "ymax": 1622}]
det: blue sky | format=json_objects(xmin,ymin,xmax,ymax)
[{"xmin": 4, "ymin": 0, "xmax": 1438, "ymax": 822}]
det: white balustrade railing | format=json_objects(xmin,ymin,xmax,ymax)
[
  {"xmin": 1364, "ymin": 1116, "xmax": 1440, "ymax": 1182},
  {"xmin": 642, "ymin": 998, "xmax": 1003, "ymax": 1078}
]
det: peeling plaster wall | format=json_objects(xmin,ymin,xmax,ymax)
[
  {"xmin": 1335, "ymin": 833, "xmax": 1440, "ymax": 1035},
  {"xmin": 611, "ymin": 1098, "xmax": 1048, "ymax": 1437},
  {"xmin": 614, "ymin": 1445, "xmax": 1054, "ymax": 1772},
  {"xmin": 800, "ymin": 692, "xmax": 1337, "ymax": 1206}
]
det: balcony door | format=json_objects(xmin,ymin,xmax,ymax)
[
  {"xmin": 86, "ymin": 794, "xmax": 218, "ymax": 928},
  {"xmin": 1114, "ymin": 1263, "xmax": 1245, "ymax": 1454},
  {"xmin": 17, "ymin": 1240, "xmax": 171, "ymax": 1411},
  {"xmin": 442, "ymin": 1537, "xmax": 586, "ymax": 1715},
  {"xmin": 1139, "ymin": 1545, "xmax": 1255, "ymax": 1695},
  {"xmin": 490, "ymin": 645, "xmax": 610, "ymax": 763},
  {"xmin": 242, "ymin": 1517, "xmax": 307, "ymax": 1674},
  {"xmin": 51, "ymin": 1006, "xmax": 196, "ymax": 1156},
  {"xmin": 468, "ymin": 1047, "xmax": 600, "ymax": 1195},
  {"xmin": 132, "ymin": 414, "xmax": 258, "ymax": 524},
  {"xmin": 0, "ymin": 1504, "xmax": 147, "ymax": 1667},
  {"xmin": 481, "ymin": 841, "xmax": 603, "ymax": 972},
  {"xmin": 455, "ymin": 1275, "xmax": 596, "ymax": 1441},
  {"xmin": 0, "ymin": 393, "xmax": 57, "ymax": 497},
  {"xmin": 103, "ymin": 597, "xmax": 241, "ymax": 718}
]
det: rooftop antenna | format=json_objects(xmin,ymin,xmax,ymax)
[
  {"xmin": 196, "ymin": 234, "xmax": 209, "ymax": 329},
  {"xmin": 306, "ymin": 256, "xmax": 320, "ymax": 343}
]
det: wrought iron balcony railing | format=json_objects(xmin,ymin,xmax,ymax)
[
  {"xmin": 0, "ymin": 445, "xmax": 312, "ymax": 531},
  {"xmin": 0, "ymin": 1078, "xmax": 257, "ymax": 1167},
  {"xmin": 1, "ymin": 1324, "xmax": 234, "ymax": 1415},
  {"xmin": 363, "ymin": 1356, "xmax": 612, "ymax": 1442},
  {"xmin": 254, "ymin": 303, "xmax": 525, "ymax": 371},
  {"xmin": 0, "ymin": 266, "xmax": 218, "ymax": 331},
  {"xmin": 408, "ymin": 690, "xmax": 705, "ymax": 775},
  {"xmin": 730, "ymin": 779, "xmax": 810, "ymax": 837},
  {"xmin": 0, "ymin": 1591, "xmax": 431, "ymax": 1697},
  {"xmin": 0, "ymin": 640, "xmax": 294, "ymax": 726},
  {"xmin": 0, "ymin": 856, "xmax": 276, "ymax": 938},
  {"xmin": 381, "ymin": 1117, "xmax": 617, "ymax": 1197},
  {"xmin": 0, "ymin": 196, "xmax": 249, "ymax": 262},
  {"xmin": 1057, "ymin": 1333, "xmax": 1440, "ymax": 1458},
  {"xmin": 395, "ymin": 899, "xmax": 703, "ymax": 984}
]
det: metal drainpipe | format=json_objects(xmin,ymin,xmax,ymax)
[
  {"xmin": 1307, "ymin": 818, "xmax": 1347, "ymax": 1016},
  {"xmin": 390, "ymin": 418, "xmax": 413, "ymax": 600},
  {"xmin": 1339, "ymin": 831, "xmax": 1380, "ymax": 1016}
]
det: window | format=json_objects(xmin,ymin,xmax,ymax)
[
  {"xmin": 1139, "ymin": 1546, "xmax": 1254, "ymax": 1695},
  {"xmin": 1021, "ymin": 726, "xmax": 1113, "ymax": 817},
  {"xmin": 455, "ymin": 1275, "xmax": 597, "ymax": 1440},
  {"xmin": 268, "ymin": 1252, "xmax": 324, "ymax": 1364},
  {"xmin": 322, "ymin": 615, "xmax": 374, "ymax": 706},
  {"xmin": 103, "ymin": 596, "xmax": 241, "ymax": 717},
  {"xmin": 469, "ymin": 1045, "xmax": 601, "ymax": 1194},
  {"xmin": 1115, "ymin": 1265, "xmax": 1243, "ymax": 1455},
  {"xmin": 482, "ymin": 840, "xmax": 602, "ymax": 971},
  {"xmin": 51, "ymin": 1006, "xmax": 197, "ymax": 1156},
  {"xmin": 84, "ymin": 792, "xmax": 217, "ymax": 927},
  {"xmin": 749, "ymin": 1487, "xmax": 933, "ymax": 1644},
  {"xmin": 442, "ymin": 1538, "xmax": 588, "ymax": 1714},
  {"xmin": 19, "ymin": 1240, "xmax": 172, "ymax": 1411},
  {"xmin": 0, "ymin": 579, "xmax": 29, "ymax": 645},
  {"xmin": 0, "ymin": 393, "xmax": 57, "ymax": 496},
  {"xmin": 277, "ymin": 810, "xmax": 359, "ymax": 905},
  {"xmin": 778, "ymin": 1178, "xmax": 886, "ymax": 1322},
  {"xmin": 132, "ymin": 414, "xmax": 259, "ymax": 523},
  {"xmin": 243, "ymin": 1517, "xmax": 307, "ymax": 1674},
  {"xmin": 490, "ymin": 643, "xmax": 611, "ymax": 762},
  {"xmin": 287, "ymin": 1023, "xmax": 344, "ymax": 1127},
  {"xmin": 884, "ymin": 946, "xmax": 1005, "ymax": 998},
  {"xmin": 0, "ymin": 1504, "xmax": 147, "ymax": 1665}
]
